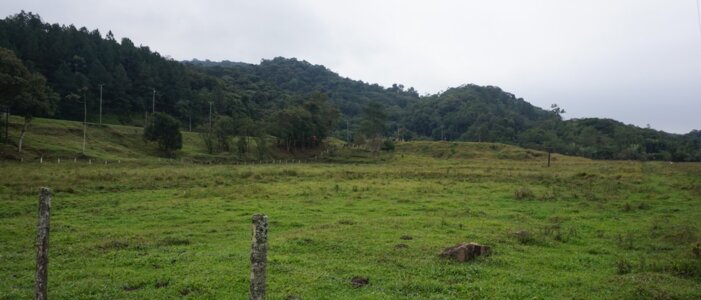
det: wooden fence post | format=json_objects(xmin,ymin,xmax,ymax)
[
  {"xmin": 35, "ymin": 187, "xmax": 52, "ymax": 300},
  {"xmin": 250, "ymin": 214, "xmax": 268, "ymax": 300}
]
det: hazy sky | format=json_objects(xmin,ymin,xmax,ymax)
[{"xmin": 2, "ymin": 0, "xmax": 700, "ymax": 133}]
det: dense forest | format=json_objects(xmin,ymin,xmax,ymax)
[{"xmin": 1, "ymin": 11, "xmax": 699, "ymax": 160}]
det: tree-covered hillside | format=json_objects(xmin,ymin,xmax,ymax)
[
  {"xmin": 186, "ymin": 57, "xmax": 420, "ymax": 127},
  {"xmin": 401, "ymin": 85, "xmax": 552, "ymax": 142},
  {"xmin": 395, "ymin": 85, "xmax": 700, "ymax": 161},
  {"xmin": 1, "ymin": 11, "xmax": 699, "ymax": 161},
  {"xmin": 0, "ymin": 11, "xmax": 217, "ymax": 124}
]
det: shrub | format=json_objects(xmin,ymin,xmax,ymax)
[
  {"xmin": 381, "ymin": 138, "xmax": 395, "ymax": 151},
  {"xmin": 200, "ymin": 131, "xmax": 215, "ymax": 154}
]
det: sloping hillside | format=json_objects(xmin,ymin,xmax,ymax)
[{"xmin": 0, "ymin": 116, "xmax": 581, "ymax": 165}]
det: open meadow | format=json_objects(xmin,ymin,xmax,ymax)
[{"xmin": 1, "ymin": 141, "xmax": 700, "ymax": 299}]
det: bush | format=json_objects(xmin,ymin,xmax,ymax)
[
  {"xmin": 200, "ymin": 131, "xmax": 215, "ymax": 154},
  {"xmin": 381, "ymin": 138, "xmax": 396, "ymax": 151}
]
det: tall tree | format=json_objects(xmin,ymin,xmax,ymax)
[
  {"xmin": 143, "ymin": 112, "xmax": 182, "ymax": 156},
  {"xmin": 0, "ymin": 47, "xmax": 57, "ymax": 152}
]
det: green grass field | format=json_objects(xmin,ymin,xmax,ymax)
[{"xmin": 1, "ymin": 118, "xmax": 700, "ymax": 299}]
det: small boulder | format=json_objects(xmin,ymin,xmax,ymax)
[
  {"xmin": 351, "ymin": 276, "xmax": 369, "ymax": 288},
  {"xmin": 439, "ymin": 243, "xmax": 491, "ymax": 262}
]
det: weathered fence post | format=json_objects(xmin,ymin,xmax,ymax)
[
  {"xmin": 547, "ymin": 147, "xmax": 552, "ymax": 168},
  {"xmin": 250, "ymin": 214, "xmax": 268, "ymax": 300},
  {"xmin": 36, "ymin": 187, "xmax": 52, "ymax": 300}
]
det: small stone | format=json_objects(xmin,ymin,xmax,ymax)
[
  {"xmin": 439, "ymin": 242, "xmax": 491, "ymax": 262},
  {"xmin": 351, "ymin": 276, "xmax": 369, "ymax": 288}
]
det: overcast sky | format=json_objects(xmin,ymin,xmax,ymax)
[{"xmin": 2, "ymin": 0, "xmax": 700, "ymax": 133}]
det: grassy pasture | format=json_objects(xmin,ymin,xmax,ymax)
[
  {"xmin": 0, "ymin": 117, "xmax": 699, "ymax": 298},
  {"xmin": 0, "ymin": 116, "xmax": 310, "ymax": 163},
  {"xmin": 1, "ymin": 144, "xmax": 700, "ymax": 299}
]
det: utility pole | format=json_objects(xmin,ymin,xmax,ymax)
[
  {"xmin": 99, "ymin": 84, "xmax": 104, "ymax": 125},
  {"xmin": 346, "ymin": 119, "xmax": 351, "ymax": 144},
  {"xmin": 82, "ymin": 89, "xmax": 87, "ymax": 155},
  {"xmin": 152, "ymin": 88, "xmax": 156, "ymax": 113}
]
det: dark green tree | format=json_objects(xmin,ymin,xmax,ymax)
[
  {"xmin": 213, "ymin": 115, "xmax": 235, "ymax": 152},
  {"xmin": 143, "ymin": 112, "xmax": 182, "ymax": 156},
  {"xmin": 0, "ymin": 47, "xmax": 57, "ymax": 151}
]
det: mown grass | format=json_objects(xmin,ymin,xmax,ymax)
[{"xmin": 1, "ymin": 142, "xmax": 700, "ymax": 299}]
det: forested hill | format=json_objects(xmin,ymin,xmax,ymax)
[
  {"xmin": 401, "ymin": 85, "xmax": 701, "ymax": 161},
  {"xmin": 0, "ymin": 11, "xmax": 224, "ymax": 125},
  {"xmin": 191, "ymin": 57, "xmax": 701, "ymax": 161},
  {"xmin": 1, "ymin": 11, "xmax": 699, "ymax": 161},
  {"xmin": 186, "ymin": 57, "xmax": 420, "ymax": 122}
]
